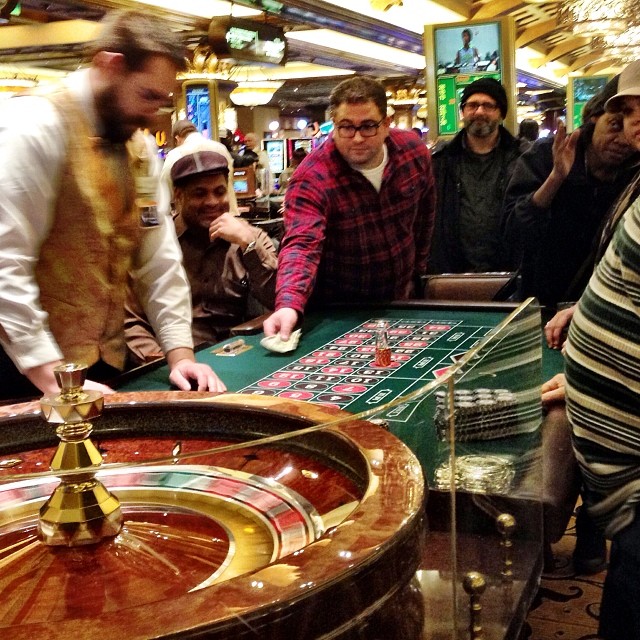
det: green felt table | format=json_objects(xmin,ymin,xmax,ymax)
[{"xmin": 118, "ymin": 302, "xmax": 564, "ymax": 483}]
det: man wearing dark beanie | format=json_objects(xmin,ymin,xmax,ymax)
[
  {"xmin": 430, "ymin": 77, "xmax": 526, "ymax": 274},
  {"xmin": 460, "ymin": 78, "xmax": 508, "ymax": 119}
]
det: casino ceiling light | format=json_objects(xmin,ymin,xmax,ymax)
[
  {"xmin": 0, "ymin": 76, "xmax": 36, "ymax": 88},
  {"xmin": 319, "ymin": 0, "xmax": 464, "ymax": 33},
  {"xmin": 229, "ymin": 81, "xmax": 284, "ymax": 107},
  {"xmin": 515, "ymin": 48, "xmax": 569, "ymax": 85},
  {"xmin": 0, "ymin": 72, "xmax": 38, "ymax": 98},
  {"xmin": 131, "ymin": 0, "xmax": 261, "ymax": 19},
  {"xmin": 285, "ymin": 30, "xmax": 426, "ymax": 70},
  {"xmin": 557, "ymin": 0, "xmax": 635, "ymax": 37}
]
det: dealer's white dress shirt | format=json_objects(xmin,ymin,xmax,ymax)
[{"xmin": 0, "ymin": 69, "xmax": 193, "ymax": 372}]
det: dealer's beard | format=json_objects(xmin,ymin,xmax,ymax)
[
  {"xmin": 464, "ymin": 117, "xmax": 500, "ymax": 138},
  {"xmin": 95, "ymin": 86, "xmax": 149, "ymax": 144}
]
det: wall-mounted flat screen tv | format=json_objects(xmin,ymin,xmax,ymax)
[
  {"xmin": 425, "ymin": 18, "xmax": 515, "ymax": 139},
  {"xmin": 568, "ymin": 75, "xmax": 611, "ymax": 131},
  {"xmin": 184, "ymin": 83, "xmax": 212, "ymax": 139}
]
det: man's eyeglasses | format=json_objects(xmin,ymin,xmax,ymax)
[
  {"xmin": 335, "ymin": 117, "xmax": 385, "ymax": 139},
  {"xmin": 462, "ymin": 101, "xmax": 499, "ymax": 113}
]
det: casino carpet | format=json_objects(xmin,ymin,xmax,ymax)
[{"xmin": 520, "ymin": 509, "xmax": 608, "ymax": 640}]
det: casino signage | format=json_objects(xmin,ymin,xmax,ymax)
[{"xmin": 209, "ymin": 17, "xmax": 287, "ymax": 66}]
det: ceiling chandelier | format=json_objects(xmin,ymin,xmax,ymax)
[
  {"xmin": 592, "ymin": 25, "xmax": 640, "ymax": 59},
  {"xmin": 229, "ymin": 81, "xmax": 284, "ymax": 107},
  {"xmin": 557, "ymin": 0, "xmax": 635, "ymax": 37},
  {"xmin": 181, "ymin": 45, "xmax": 283, "ymax": 108}
]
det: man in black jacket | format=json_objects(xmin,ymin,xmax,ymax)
[{"xmin": 430, "ymin": 78, "xmax": 527, "ymax": 274}]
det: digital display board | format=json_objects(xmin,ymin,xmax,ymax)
[
  {"xmin": 209, "ymin": 17, "xmax": 287, "ymax": 66},
  {"xmin": 265, "ymin": 139, "xmax": 286, "ymax": 174},
  {"xmin": 433, "ymin": 22, "xmax": 501, "ymax": 136},
  {"xmin": 234, "ymin": 179, "xmax": 249, "ymax": 194},
  {"xmin": 183, "ymin": 81, "xmax": 220, "ymax": 141},
  {"xmin": 184, "ymin": 85, "xmax": 212, "ymax": 138},
  {"xmin": 294, "ymin": 138, "xmax": 313, "ymax": 153},
  {"xmin": 232, "ymin": 168, "xmax": 256, "ymax": 197},
  {"xmin": 424, "ymin": 18, "xmax": 516, "ymax": 140},
  {"xmin": 567, "ymin": 75, "xmax": 612, "ymax": 131}
]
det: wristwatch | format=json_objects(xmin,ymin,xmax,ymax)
[{"xmin": 243, "ymin": 239, "xmax": 257, "ymax": 255}]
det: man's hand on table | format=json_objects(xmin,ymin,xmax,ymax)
[
  {"xmin": 166, "ymin": 348, "xmax": 226, "ymax": 392},
  {"xmin": 263, "ymin": 308, "xmax": 299, "ymax": 340},
  {"xmin": 542, "ymin": 373, "xmax": 566, "ymax": 406}
]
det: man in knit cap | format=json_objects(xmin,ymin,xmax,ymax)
[{"xmin": 430, "ymin": 77, "xmax": 527, "ymax": 274}]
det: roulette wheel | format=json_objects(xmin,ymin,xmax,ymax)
[{"xmin": 0, "ymin": 390, "xmax": 425, "ymax": 640}]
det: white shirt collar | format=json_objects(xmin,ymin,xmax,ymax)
[{"xmin": 64, "ymin": 67, "xmax": 102, "ymax": 137}]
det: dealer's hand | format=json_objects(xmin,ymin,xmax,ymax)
[
  {"xmin": 263, "ymin": 308, "xmax": 299, "ymax": 340},
  {"xmin": 166, "ymin": 348, "xmax": 226, "ymax": 392}
]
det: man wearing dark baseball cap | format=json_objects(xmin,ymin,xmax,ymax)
[
  {"xmin": 158, "ymin": 119, "xmax": 239, "ymax": 220},
  {"xmin": 170, "ymin": 149, "xmax": 229, "ymax": 184},
  {"xmin": 430, "ymin": 77, "xmax": 527, "ymax": 274},
  {"xmin": 125, "ymin": 149, "xmax": 277, "ymax": 363}
]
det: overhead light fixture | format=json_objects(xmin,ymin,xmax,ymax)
[
  {"xmin": 285, "ymin": 30, "xmax": 426, "ymax": 70},
  {"xmin": 229, "ymin": 81, "xmax": 284, "ymax": 107},
  {"xmin": 557, "ymin": 0, "xmax": 632, "ymax": 36},
  {"xmin": 320, "ymin": 0, "xmax": 463, "ymax": 33},
  {"xmin": 132, "ymin": 0, "xmax": 261, "ymax": 19},
  {"xmin": 369, "ymin": 0, "xmax": 403, "ymax": 11}
]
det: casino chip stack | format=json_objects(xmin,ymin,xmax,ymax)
[{"xmin": 433, "ymin": 388, "xmax": 519, "ymax": 441}]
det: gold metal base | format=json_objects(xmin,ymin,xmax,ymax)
[
  {"xmin": 38, "ymin": 479, "xmax": 122, "ymax": 546},
  {"xmin": 38, "ymin": 363, "xmax": 123, "ymax": 547},
  {"xmin": 50, "ymin": 437, "xmax": 103, "ymax": 470}
]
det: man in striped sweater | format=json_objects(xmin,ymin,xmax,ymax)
[{"xmin": 565, "ymin": 59, "xmax": 640, "ymax": 640}]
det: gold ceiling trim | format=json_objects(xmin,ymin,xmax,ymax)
[
  {"xmin": 515, "ymin": 18, "xmax": 559, "ymax": 48},
  {"xmin": 541, "ymin": 36, "xmax": 590, "ymax": 63},
  {"xmin": 473, "ymin": 0, "xmax": 530, "ymax": 21}
]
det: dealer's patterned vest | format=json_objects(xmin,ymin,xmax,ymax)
[{"xmin": 34, "ymin": 88, "xmax": 141, "ymax": 370}]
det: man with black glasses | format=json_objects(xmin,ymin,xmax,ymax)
[
  {"xmin": 429, "ymin": 78, "xmax": 527, "ymax": 274},
  {"xmin": 263, "ymin": 76, "xmax": 436, "ymax": 342}
]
